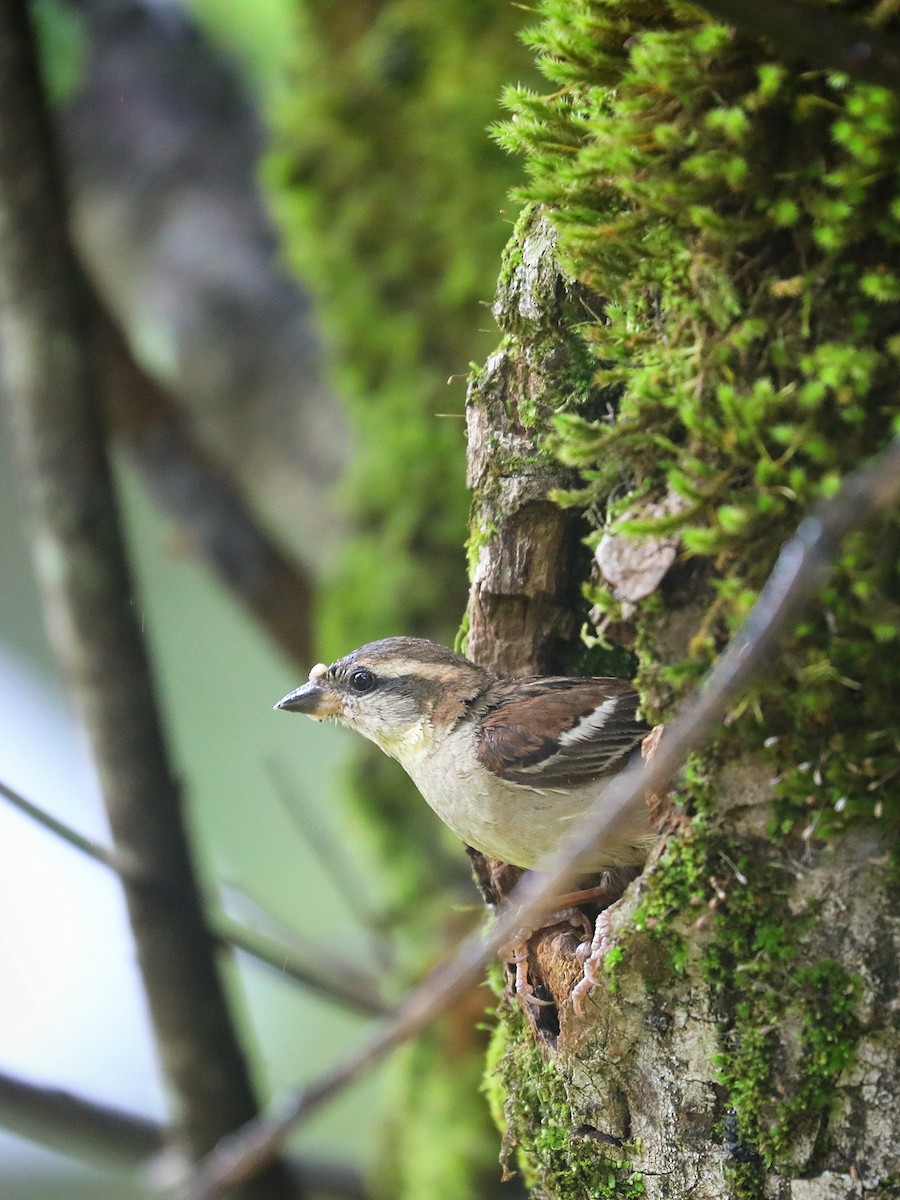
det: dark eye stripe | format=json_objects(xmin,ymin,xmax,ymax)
[{"xmin": 378, "ymin": 673, "xmax": 445, "ymax": 705}]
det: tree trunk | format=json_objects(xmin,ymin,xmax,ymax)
[{"xmin": 467, "ymin": 209, "xmax": 900, "ymax": 1199}]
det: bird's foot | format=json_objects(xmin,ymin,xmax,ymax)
[
  {"xmin": 570, "ymin": 905, "xmax": 618, "ymax": 1015},
  {"xmin": 501, "ymin": 906, "xmax": 592, "ymax": 1009}
]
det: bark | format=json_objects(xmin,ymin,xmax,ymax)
[
  {"xmin": 467, "ymin": 214, "xmax": 900, "ymax": 1198},
  {"xmin": 465, "ymin": 210, "xmax": 584, "ymax": 679},
  {"xmin": 0, "ymin": 5, "xmax": 294, "ymax": 1193}
]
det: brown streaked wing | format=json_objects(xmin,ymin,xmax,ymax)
[{"xmin": 475, "ymin": 677, "xmax": 648, "ymax": 789}]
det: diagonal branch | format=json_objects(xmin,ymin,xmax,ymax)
[
  {"xmin": 0, "ymin": 6, "xmax": 294, "ymax": 1194},
  {"xmin": 694, "ymin": 0, "xmax": 900, "ymax": 93},
  {"xmin": 97, "ymin": 312, "xmax": 315, "ymax": 668},
  {"xmin": 172, "ymin": 433, "xmax": 900, "ymax": 1198},
  {"xmin": 217, "ymin": 913, "xmax": 388, "ymax": 1016},
  {"xmin": 0, "ymin": 778, "xmax": 387, "ymax": 1016},
  {"xmin": 0, "ymin": 778, "xmax": 121, "ymax": 872},
  {"xmin": 0, "ymin": 1068, "xmax": 161, "ymax": 1167},
  {"xmin": 0, "ymin": 1069, "xmax": 367, "ymax": 1199}
]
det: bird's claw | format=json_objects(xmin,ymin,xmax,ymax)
[
  {"xmin": 570, "ymin": 908, "xmax": 614, "ymax": 1015},
  {"xmin": 503, "ymin": 907, "xmax": 588, "ymax": 1009}
]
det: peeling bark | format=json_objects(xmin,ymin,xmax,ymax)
[
  {"xmin": 464, "ymin": 211, "xmax": 585, "ymax": 678},
  {"xmin": 464, "ymin": 209, "xmax": 629, "ymax": 1021}
]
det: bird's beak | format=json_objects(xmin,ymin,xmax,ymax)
[{"xmin": 275, "ymin": 664, "xmax": 343, "ymax": 720}]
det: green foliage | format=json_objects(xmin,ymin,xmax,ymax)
[
  {"xmin": 265, "ymin": 12, "xmax": 537, "ymax": 1200},
  {"xmin": 268, "ymin": 0, "xmax": 537, "ymax": 656},
  {"xmin": 264, "ymin": 0, "xmax": 540, "ymax": 953},
  {"xmin": 377, "ymin": 1023, "xmax": 499, "ymax": 1200},
  {"xmin": 31, "ymin": 0, "xmax": 87, "ymax": 105},
  {"xmin": 187, "ymin": 0, "xmax": 296, "ymax": 96}
]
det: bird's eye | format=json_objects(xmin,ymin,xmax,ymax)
[{"xmin": 348, "ymin": 667, "xmax": 377, "ymax": 694}]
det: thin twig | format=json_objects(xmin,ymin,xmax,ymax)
[
  {"xmin": 0, "ymin": 779, "xmax": 387, "ymax": 1016},
  {"xmin": 694, "ymin": 0, "xmax": 900, "ymax": 94},
  {"xmin": 172, "ymin": 434, "xmax": 900, "ymax": 1199},
  {"xmin": 0, "ymin": 1069, "xmax": 368, "ymax": 1199},
  {"xmin": 0, "ymin": 778, "xmax": 120, "ymax": 872}
]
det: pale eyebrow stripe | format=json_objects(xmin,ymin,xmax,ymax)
[{"xmin": 365, "ymin": 659, "xmax": 464, "ymax": 683}]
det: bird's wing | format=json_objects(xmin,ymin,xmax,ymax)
[{"xmin": 475, "ymin": 677, "xmax": 649, "ymax": 789}]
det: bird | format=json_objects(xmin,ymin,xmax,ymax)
[{"xmin": 274, "ymin": 636, "xmax": 653, "ymax": 875}]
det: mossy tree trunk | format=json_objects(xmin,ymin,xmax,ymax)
[{"xmin": 465, "ymin": 15, "xmax": 900, "ymax": 1190}]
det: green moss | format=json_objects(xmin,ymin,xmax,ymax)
[
  {"xmin": 612, "ymin": 805, "xmax": 864, "ymax": 1196},
  {"xmin": 493, "ymin": 0, "xmax": 900, "ymax": 714},
  {"xmin": 465, "ymin": 518, "xmax": 499, "ymax": 580},
  {"xmin": 712, "ymin": 945, "xmax": 862, "ymax": 1178},
  {"xmin": 485, "ymin": 996, "xmax": 645, "ymax": 1199}
]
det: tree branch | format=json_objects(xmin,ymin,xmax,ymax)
[
  {"xmin": 0, "ymin": 778, "xmax": 387, "ymax": 1016},
  {"xmin": 0, "ymin": 1068, "xmax": 160, "ymax": 1166},
  {"xmin": 0, "ymin": 1069, "xmax": 367, "ymax": 1200},
  {"xmin": 171, "ymin": 433, "xmax": 900, "ymax": 1198},
  {"xmin": 97, "ymin": 311, "xmax": 315, "ymax": 668},
  {"xmin": 694, "ymin": 0, "xmax": 900, "ymax": 93},
  {"xmin": 0, "ymin": 778, "xmax": 121, "ymax": 872},
  {"xmin": 0, "ymin": 6, "xmax": 294, "ymax": 1193}
]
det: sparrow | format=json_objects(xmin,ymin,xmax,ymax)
[{"xmin": 274, "ymin": 636, "xmax": 653, "ymax": 875}]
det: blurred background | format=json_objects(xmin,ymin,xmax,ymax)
[{"xmin": 0, "ymin": 0, "xmax": 536, "ymax": 1197}]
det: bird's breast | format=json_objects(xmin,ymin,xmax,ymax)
[{"xmin": 399, "ymin": 727, "xmax": 651, "ymax": 871}]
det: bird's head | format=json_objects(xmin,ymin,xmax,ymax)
[{"xmin": 275, "ymin": 637, "xmax": 490, "ymax": 760}]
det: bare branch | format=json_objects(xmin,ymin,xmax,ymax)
[
  {"xmin": 0, "ymin": 1070, "xmax": 368, "ymax": 1200},
  {"xmin": 0, "ymin": 779, "xmax": 387, "ymax": 1016},
  {"xmin": 172, "ymin": 434, "xmax": 900, "ymax": 1198},
  {"xmin": 0, "ymin": 778, "xmax": 121, "ymax": 872},
  {"xmin": 97, "ymin": 312, "xmax": 315, "ymax": 668},
  {"xmin": 0, "ymin": 7, "xmax": 293, "ymax": 1192},
  {"xmin": 0, "ymin": 1068, "xmax": 161, "ymax": 1166},
  {"xmin": 694, "ymin": 0, "xmax": 900, "ymax": 93}
]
